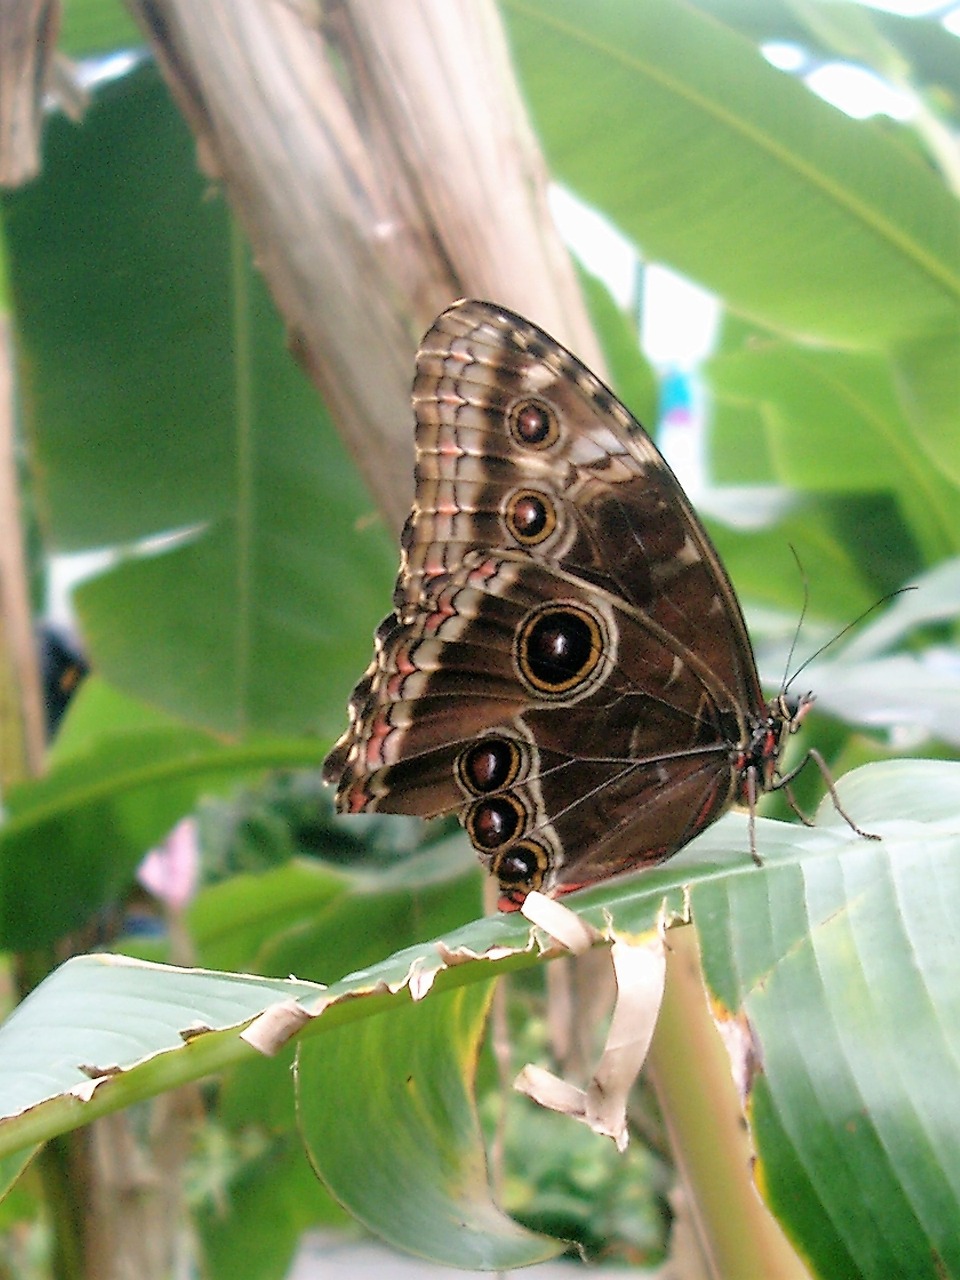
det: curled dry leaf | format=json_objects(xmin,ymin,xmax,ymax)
[
  {"xmin": 520, "ymin": 891, "xmax": 600, "ymax": 955},
  {"xmin": 515, "ymin": 932, "xmax": 667, "ymax": 1151},
  {"xmin": 408, "ymin": 962, "xmax": 440, "ymax": 1001},
  {"xmin": 77, "ymin": 1063, "xmax": 122, "ymax": 1080},
  {"xmin": 241, "ymin": 999, "xmax": 313, "ymax": 1056}
]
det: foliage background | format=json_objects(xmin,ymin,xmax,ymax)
[{"xmin": 1, "ymin": 1, "xmax": 958, "ymax": 1278}]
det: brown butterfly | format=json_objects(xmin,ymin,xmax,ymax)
[{"xmin": 324, "ymin": 299, "xmax": 855, "ymax": 911}]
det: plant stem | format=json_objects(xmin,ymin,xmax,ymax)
[{"xmin": 647, "ymin": 925, "xmax": 811, "ymax": 1280}]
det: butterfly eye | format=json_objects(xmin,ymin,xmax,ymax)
[
  {"xmin": 466, "ymin": 795, "xmax": 526, "ymax": 850},
  {"xmin": 516, "ymin": 603, "xmax": 605, "ymax": 697},
  {"xmin": 508, "ymin": 398, "xmax": 559, "ymax": 449},
  {"xmin": 457, "ymin": 736, "xmax": 522, "ymax": 795},
  {"xmin": 504, "ymin": 488, "xmax": 558, "ymax": 546},
  {"xmin": 493, "ymin": 841, "xmax": 548, "ymax": 892}
]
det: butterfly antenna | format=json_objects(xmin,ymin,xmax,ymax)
[
  {"xmin": 779, "ymin": 545, "xmax": 810, "ymax": 694},
  {"xmin": 784, "ymin": 585, "xmax": 917, "ymax": 693}
]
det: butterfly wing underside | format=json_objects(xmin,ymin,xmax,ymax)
[{"xmin": 325, "ymin": 300, "xmax": 769, "ymax": 905}]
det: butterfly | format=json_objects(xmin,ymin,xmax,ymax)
[{"xmin": 324, "ymin": 299, "xmax": 851, "ymax": 911}]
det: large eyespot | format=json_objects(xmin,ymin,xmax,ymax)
[
  {"xmin": 457, "ymin": 736, "xmax": 522, "ymax": 796},
  {"xmin": 516, "ymin": 603, "xmax": 606, "ymax": 697},
  {"xmin": 493, "ymin": 841, "xmax": 549, "ymax": 894},
  {"xmin": 504, "ymin": 488, "xmax": 557, "ymax": 547},
  {"xmin": 466, "ymin": 795, "xmax": 526, "ymax": 850},
  {"xmin": 508, "ymin": 398, "xmax": 560, "ymax": 450}
]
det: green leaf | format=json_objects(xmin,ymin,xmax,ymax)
[
  {"xmin": 0, "ymin": 679, "xmax": 327, "ymax": 949},
  {"xmin": 195, "ymin": 1138, "xmax": 346, "ymax": 1280},
  {"xmin": 297, "ymin": 982, "xmax": 562, "ymax": 1270},
  {"xmin": 707, "ymin": 333, "xmax": 960, "ymax": 583},
  {"xmin": 711, "ymin": 344, "xmax": 911, "ymax": 490},
  {"xmin": 0, "ymin": 957, "xmax": 327, "ymax": 1152},
  {"xmin": 503, "ymin": 0, "xmax": 960, "ymax": 345},
  {"xmin": 693, "ymin": 761, "xmax": 960, "ymax": 1280},
  {"xmin": 187, "ymin": 862, "xmax": 357, "ymax": 978},
  {"xmin": 59, "ymin": 0, "xmax": 141, "ymax": 57},
  {"xmin": 192, "ymin": 851, "xmax": 484, "ymax": 1275},
  {"xmin": 579, "ymin": 269, "xmax": 659, "ymax": 426},
  {"xmin": 187, "ymin": 846, "xmax": 480, "ymax": 980},
  {"xmin": 3, "ymin": 66, "xmax": 394, "ymax": 737},
  {"xmin": 894, "ymin": 324, "xmax": 960, "ymax": 491},
  {"xmin": 706, "ymin": 496, "xmax": 906, "ymax": 622},
  {"xmin": 0, "ymin": 760, "xmax": 955, "ymax": 1274},
  {"xmin": 253, "ymin": 859, "xmax": 484, "ymax": 984}
]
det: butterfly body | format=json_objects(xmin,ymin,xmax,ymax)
[{"xmin": 325, "ymin": 300, "xmax": 805, "ymax": 908}]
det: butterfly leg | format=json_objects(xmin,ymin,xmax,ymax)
[
  {"xmin": 781, "ymin": 783, "xmax": 817, "ymax": 827},
  {"xmin": 742, "ymin": 767, "xmax": 765, "ymax": 867},
  {"xmin": 777, "ymin": 749, "xmax": 880, "ymax": 841}
]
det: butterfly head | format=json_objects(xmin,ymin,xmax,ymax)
[{"xmin": 737, "ymin": 691, "xmax": 816, "ymax": 798}]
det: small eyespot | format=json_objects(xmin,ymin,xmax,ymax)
[
  {"xmin": 457, "ymin": 736, "xmax": 522, "ymax": 796},
  {"xmin": 508, "ymin": 398, "xmax": 559, "ymax": 449},
  {"xmin": 493, "ymin": 841, "xmax": 549, "ymax": 894},
  {"xmin": 466, "ymin": 795, "xmax": 526, "ymax": 850},
  {"xmin": 504, "ymin": 489, "xmax": 557, "ymax": 546},
  {"xmin": 516, "ymin": 603, "xmax": 605, "ymax": 697}
]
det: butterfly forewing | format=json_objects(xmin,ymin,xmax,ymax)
[
  {"xmin": 410, "ymin": 306, "xmax": 762, "ymax": 707},
  {"xmin": 325, "ymin": 299, "xmax": 782, "ymax": 907}
]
